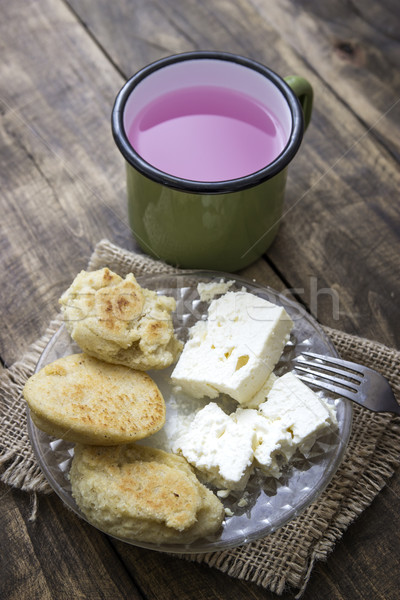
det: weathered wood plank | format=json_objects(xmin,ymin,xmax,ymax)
[
  {"xmin": 0, "ymin": 0, "xmax": 138, "ymax": 365},
  {"xmin": 268, "ymin": 75, "xmax": 400, "ymax": 345},
  {"xmin": 66, "ymin": 0, "xmax": 284, "ymax": 73},
  {"xmin": 246, "ymin": 0, "xmax": 400, "ymax": 345},
  {"xmin": 248, "ymin": 0, "xmax": 400, "ymax": 158},
  {"xmin": 1, "ymin": 489, "xmax": 52, "ymax": 599},
  {"xmin": 304, "ymin": 474, "xmax": 400, "ymax": 600},
  {"xmin": 243, "ymin": 0, "xmax": 400, "ymax": 345},
  {"xmin": 110, "ymin": 542, "xmax": 283, "ymax": 600},
  {"xmin": 0, "ymin": 484, "xmax": 145, "ymax": 600}
]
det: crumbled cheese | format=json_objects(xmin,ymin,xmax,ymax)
[
  {"xmin": 173, "ymin": 373, "xmax": 337, "ymax": 489},
  {"xmin": 252, "ymin": 418, "xmax": 296, "ymax": 477},
  {"xmin": 172, "ymin": 403, "xmax": 256, "ymax": 490},
  {"xmin": 197, "ymin": 279, "xmax": 234, "ymax": 302},
  {"xmin": 237, "ymin": 494, "xmax": 249, "ymax": 508},
  {"xmin": 171, "ymin": 291, "xmax": 293, "ymax": 405},
  {"xmin": 216, "ymin": 489, "xmax": 231, "ymax": 499}
]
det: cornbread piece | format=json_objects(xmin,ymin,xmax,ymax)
[
  {"xmin": 171, "ymin": 291, "xmax": 293, "ymax": 404},
  {"xmin": 70, "ymin": 444, "xmax": 225, "ymax": 544},
  {"xmin": 59, "ymin": 268, "xmax": 182, "ymax": 370},
  {"xmin": 23, "ymin": 353, "xmax": 165, "ymax": 445}
]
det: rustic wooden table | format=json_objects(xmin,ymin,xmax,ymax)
[{"xmin": 1, "ymin": 1, "xmax": 399, "ymax": 598}]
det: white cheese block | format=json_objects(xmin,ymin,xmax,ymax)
[
  {"xmin": 173, "ymin": 372, "xmax": 338, "ymax": 490},
  {"xmin": 258, "ymin": 372, "xmax": 338, "ymax": 456},
  {"xmin": 171, "ymin": 291, "xmax": 293, "ymax": 404},
  {"xmin": 243, "ymin": 372, "xmax": 278, "ymax": 408},
  {"xmin": 172, "ymin": 403, "xmax": 255, "ymax": 490},
  {"xmin": 173, "ymin": 401, "xmax": 300, "ymax": 489}
]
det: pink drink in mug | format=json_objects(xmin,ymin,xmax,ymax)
[
  {"xmin": 112, "ymin": 52, "xmax": 313, "ymax": 270},
  {"xmin": 127, "ymin": 85, "xmax": 287, "ymax": 182}
]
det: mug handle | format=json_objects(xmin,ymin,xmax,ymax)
[{"xmin": 284, "ymin": 76, "xmax": 313, "ymax": 130}]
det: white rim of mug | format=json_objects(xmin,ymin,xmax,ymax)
[{"xmin": 111, "ymin": 51, "xmax": 305, "ymax": 194}]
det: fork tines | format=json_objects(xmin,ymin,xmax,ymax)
[
  {"xmin": 294, "ymin": 352, "xmax": 363, "ymax": 393},
  {"xmin": 293, "ymin": 351, "xmax": 400, "ymax": 416}
]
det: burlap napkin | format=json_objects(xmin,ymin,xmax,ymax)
[{"xmin": 1, "ymin": 239, "xmax": 399, "ymax": 597}]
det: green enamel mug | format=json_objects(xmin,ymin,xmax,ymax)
[{"xmin": 112, "ymin": 51, "xmax": 313, "ymax": 271}]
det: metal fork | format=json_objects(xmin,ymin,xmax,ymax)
[{"xmin": 293, "ymin": 352, "xmax": 400, "ymax": 415}]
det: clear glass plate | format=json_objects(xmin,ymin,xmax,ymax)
[{"xmin": 27, "ymin": 271, "xmax": 353, "ymax": 553}]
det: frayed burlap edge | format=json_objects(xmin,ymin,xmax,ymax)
[
  {"xmin": 1, "ymin": 238, "xmax": 399, "ymax": 596},
  {"xmin": 0, "ymin": 314, "xmax": 63, "ymax": 495}
]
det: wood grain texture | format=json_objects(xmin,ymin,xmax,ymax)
[
  {"xmin": 249, "ymin": 0, "xmax": 400, "ymax": 159},
  {"xmin": 304, "ymin": 478, "xmax": 400, "ymax": 600},
  {"xmin": 0, "ymin": 484, "xmax": 143, "ymax": 600},
  {"xmin": 1, "ymin": 490, "xmax": 52, "ymax": 599},
  {"xmin": 110, "ymin": 542, "xmax": 278, "ymax": 600},
  {"xmin": 0, "ymin": 0, "xmax": 137, "ymax": 365},
  {"xmin": 268, "ymin": 94, "xmax": 400, "ymax": 346}
]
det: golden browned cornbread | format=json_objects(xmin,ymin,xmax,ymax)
[
  {"xmin": 59, "ymin": 268, "xmax": 183, "ymax": 370},
  {"xmin": 70, "ymin": 444, "xmax": 225, "ymax": 544},
  {"xmin": 23, "ymin": 353, "xmax": 166, "ymax": 444}
]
